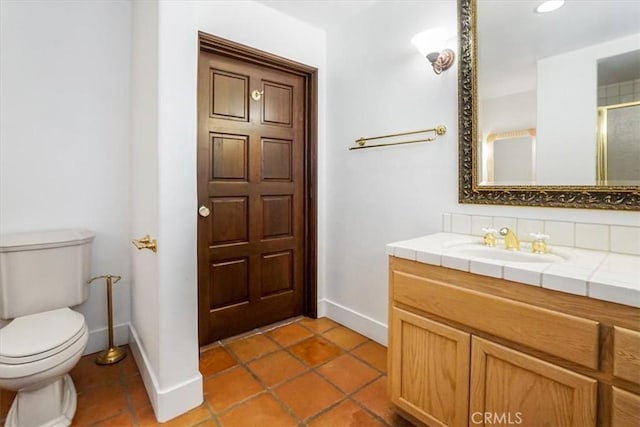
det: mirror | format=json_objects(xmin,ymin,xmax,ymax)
[
  {"xmin": 481, "ymin": 129, "xmax": 536, "ymax": 185},
  {"xmin": 458, "ymin": 0, "xmax": 640, "ymax": 209}
]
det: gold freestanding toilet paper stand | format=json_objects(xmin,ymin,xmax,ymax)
[{"xmin": 87, "ymin": 274, "xmax": 126, "ymax": 365}]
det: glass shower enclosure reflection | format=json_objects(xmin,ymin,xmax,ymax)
[{"xmin": 597, "ymin": 101, "xmax": 640, "ymax": 186}]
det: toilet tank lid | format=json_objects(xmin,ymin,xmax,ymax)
[{"xmin": 0, "ymin": 229, "xmax": 95, "ymax": 252}]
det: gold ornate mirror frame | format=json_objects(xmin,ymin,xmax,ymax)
[{"xmin": 458, "ymin": 0, "xmax": 640, "ymax": 210}]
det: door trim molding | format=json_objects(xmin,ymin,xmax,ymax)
[{"xmin": 197, "ymin": 32, "xmax": 318, "ymax": 321}]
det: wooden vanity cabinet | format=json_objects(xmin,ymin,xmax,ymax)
[{"xmin": 388, "ymin": 257, "xmax": 640, "ymax": 427}]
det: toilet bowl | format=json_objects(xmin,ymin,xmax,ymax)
[
  {"xmin": 0, "ymin": 308, "xmax": 89, "ymax": 427},
  {"xmin": 0, "ymin": 229, "xmax": 95, "ymax": 427}
]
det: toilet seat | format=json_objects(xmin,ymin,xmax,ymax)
[{"xmin": 0, "ymin": 308, "xmax": 87, "ymax": 379}]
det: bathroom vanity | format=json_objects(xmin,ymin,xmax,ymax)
[{"xmin": 387, "ymin": 234, "xmax": 640, "ymax": 427}]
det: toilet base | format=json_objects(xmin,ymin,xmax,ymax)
[{"xmin": 5, "ymin": 374, "xmax": 77, "ymax": 427}]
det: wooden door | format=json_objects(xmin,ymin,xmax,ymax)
[
  {"xmin": 389, "ymin": 307, "xmax": 471, "ymax": 427},
  {"xmin": 470, "ymin": 336, "xmax": 597, "ymax": 426},
  {"xmin": 197, "ymin": 43, "xmax": 310, "ymax": 344}
]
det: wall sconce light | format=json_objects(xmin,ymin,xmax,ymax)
[
  {"xmin": 411, "ymin": 28, "xmax": 456, "ymax": 75},
  {"xmin": 425, "ymin": 49, "xmax": 455, "ymax": 74},
  {"xmin": 535, "ymin": 0, "xmax": 565, "ymax": 13}
]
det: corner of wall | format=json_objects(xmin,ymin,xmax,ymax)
[
  {"xmin": 129, "ymin": 323, "xmax": 203, "ymax": 422},
  {"xmin": 319, "ymin": 299, "xmax": 388, "ymax": 346}
]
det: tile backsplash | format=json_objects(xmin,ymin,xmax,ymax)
[
  {"xmin": 598, "ymin": 79, "xmax": 640, "ymax": 107},
  {"xmin": 443, "ymin": 213, "xmax": 640, "ymax": 256}
]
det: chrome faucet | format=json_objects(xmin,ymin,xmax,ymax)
[{"xmin": 499, "ymin": 227, "xmax": 520, "ymax": 251}]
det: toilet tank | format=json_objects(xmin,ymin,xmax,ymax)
[{"xmin": 0, "ymin": 229, "xmax": 95, "ymax": 319}]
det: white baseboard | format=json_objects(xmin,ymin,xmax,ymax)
[
  {"xmin": 318, "ymin": 299, "xmax": 388, "ymax": 346},
  {"xmin": 84, "ymin": 323, "xmax": 130, "ymax": 355},
  {"xmin": 128, "ymin": 324, "xmax": 203, "ymax": 422}
]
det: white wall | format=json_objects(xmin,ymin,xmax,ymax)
[
  {"xmin": 324, "ymin": 0, "xmax": 459, "ymax": 344},
  {"xmin": 480, "ymin": 90, "xmax": 536, "ymax": 134},
  {"xmin": 479, "ymin": 90, "xmax": 536, "ymax": 184},
  {"xmin": 323, "ymin": 1, "xmax": 640, "ymax": 345},
  {"xmin": 492, "ymin": 137, "xmax": 534, "ymax": 184},
  {"xmin": 130, "ymin": 0, "xmax": 161, "ymax": 404},
  {"xmin": 0, "ymin": 0, "xmax": 132, "ymax": 352},
  {"xmin": 537, "ymin": 33, "xmax": 640, "ymax": 185},
  {"xmin": 129, "ymin": 1, "xmax": 202, "ymax": 422},
  {"xmin": 128, "ymin": 0, "xmax": 327, "ymax": 421},
  {"xmin": 2, "ymin": 0, "xmax": 638, "ymax": 423}
]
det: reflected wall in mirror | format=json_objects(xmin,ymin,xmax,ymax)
[
  {"xmin": 481, "ymin": 129, "xmax": 536, "ymax": 186},
  {"xmin": 458, "ymin": 0, "xmax": 640, "ymax": 209}
]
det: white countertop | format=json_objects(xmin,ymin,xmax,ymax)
[{"xmin": 386, "ymin": 232, "xmax": 640, "ymax": 308}]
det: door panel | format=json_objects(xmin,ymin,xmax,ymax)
[
  {"xmin": 262, "ymin": 138, "xmax": 292, "ymax": 181},
  {"xmin": 210, "ymin": 134, "xmax": 249, "ymax": 181},
  {"xmin": 262, "ymin": 81, "xmax": 293, "ymax": 126},
  {"xmin": 261, "ymin": 250, "xmax": 293, "ymax": 296},
  {"xmin": 210, "ymin": 69, "xmax": 248, "ymax": 120},
  {"xmin": 209, "ymin": 197, "xmax": 248, "ymax": 246},
  {"xmin": 209, "ymin": 258, "xmax": 249, "ymax": 309},
  {"xmin": 198, "ymin": 49, "xmax": 306, "ymax": 344},
  {"xmin": 262, "ymin": 195, "xmax": 292, "ymax": 239}
]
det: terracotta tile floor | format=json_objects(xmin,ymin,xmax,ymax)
[{"xmin": 0, "ymin": 317, "xmax": 414, "ymax": 426}]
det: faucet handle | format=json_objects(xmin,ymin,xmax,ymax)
[
  {"xmin": 529, "ymin": 232, "xmax": 550, "ymax": 254},
  {"xmin": 529, "ymin": 232, "xmax": 549, "ymax": 241},
  {"xmin": 482, "ymin": 228, "xmax": 497, "ymax": 247}
]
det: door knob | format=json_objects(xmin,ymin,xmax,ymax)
[
  {"xmin": 198, "ymin": 205, "xmax": 210, "ymax": 217},
  {"xmin": 251, "ymin": 89, "xmax": 264, "ymax": 101}
]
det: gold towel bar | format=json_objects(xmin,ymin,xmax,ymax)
[{"xmin": 349, "ymin": 125, "xmax": 447, "ymax": 150}]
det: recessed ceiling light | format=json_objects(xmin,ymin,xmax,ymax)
[{"xmin": 536, "ymin": 0, "xmax": 565, "ymax": 13}]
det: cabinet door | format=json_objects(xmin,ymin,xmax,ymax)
[
  {"xmin": 613, "ymin": 327, "xmax": 640, "ymax": 385},
  {"xmin": 470, "ymin": 337, "xmax": 597, "ymax": 426},
  {"xmin": 389, "ymin": 307, "xmax": 470, "ymax": 427},
  {"xmin": 612, "ymin": 387, "xmax": 640, "ymax": 427}
]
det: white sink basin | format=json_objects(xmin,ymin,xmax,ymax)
[{"xmin": 447, "ymin": 243, "xmax": 565, "ymax": 264}]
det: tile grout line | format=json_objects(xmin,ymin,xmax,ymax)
[
  {"xmin": 200, "ymin": 317, "xmax": 393, "ymax": 426},
  {"xmin": 288, "ymin": 319, "xmax": 392, "ymax": 426},
  {"xmin": 293, "ymin": 331, "xmax": 390, "ymax": 424},
  {"xmin": 86, "ymin": 352, "xmax": 144, "ymax": 427},
  {"xmin": 241, "ymin": 318, "xmax": 386, "ymax": 425},
  {"xmin": 4, "ymin": 319, "xmax": 391, "ymax": 427},
  {"xmin": 204, "ymin": 317, "xmax": 341, "ymax": 424},
  {"xmin": 204, "ymin": 326, "xmax": 303, "ymax": 423},
  {"xmin": 118, "ymin": 358, "xmax": 144, "ymax": 427},
  {"xmin": 260, "ymin": 318, "xmax": 347, "ymax": 425}
]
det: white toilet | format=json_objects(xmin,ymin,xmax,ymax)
[{"xmin": 0, "ymin": 229, "xmax": 94, "ymax": 427}]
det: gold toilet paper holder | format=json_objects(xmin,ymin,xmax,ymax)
[{"xmin": 87, "ymin": 275, "xmax": 126, "ymax": 365}]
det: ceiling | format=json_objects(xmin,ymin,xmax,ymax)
[
  {"xmin": 257, "ymin": 0, "xmax": 379, "ymax": 30},
  {"xmin": 478, "ymin": 0, "xmax": 640, "ymax": 98}
]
